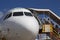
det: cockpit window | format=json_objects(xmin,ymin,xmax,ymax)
[
  {"xmin": 4, "ymin": 13, "xmax": 12, "ymax": 20},
  {"xmin": 13, "ymin": 12, "xmax": 23, "ymax": 16},
  {"xmin": 24, "ymin": 12, "xmax": 32, "ymax": 16}
]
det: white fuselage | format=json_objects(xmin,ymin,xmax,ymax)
[{"xmin": 0, "ymin": 8, "xmax": 39, "ymax": 40}]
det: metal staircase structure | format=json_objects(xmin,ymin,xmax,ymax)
[
  {"xmin": 28, "ymin": 8, "xmax": 60, "ymax": 25},
  {"xmin": 28, "ymin": 8, "xmax": 60, "ymax": 40}
]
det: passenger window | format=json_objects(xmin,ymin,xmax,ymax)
[
  {"xmin": 13, "ymin": 12, "xmax": 23, "ymax": 16},
  {"xmin": 24, "ymin": 12, "xmax": 32, "ymax": 16},
  {"xmin": 4, "ymin": 13, "xmax": 12, "ymax": 20}
]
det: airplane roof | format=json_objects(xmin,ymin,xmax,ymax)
[{"xmin": 8, "ymin": 8, "xmax": 31, "ymax": 13}]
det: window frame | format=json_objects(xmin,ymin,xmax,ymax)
[
  {"xmin": 4, "ymin": 13, "xmax": 12, "ymax": 20},
  {"xmin": 24, "ymin": 12, "xmax": 33, "ymax": 16},
  {"xmin": 13, "ymin": 12, "xmax": 23, "ymax": 16}
]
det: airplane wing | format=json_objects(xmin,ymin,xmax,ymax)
[{"xmin": 28, "ymin": 8, "xmax": 60, "ymax": 25}]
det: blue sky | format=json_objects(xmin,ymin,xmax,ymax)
[{"xmin": 0, "ymin": 0, "xmax": 60, "ymax": 16}]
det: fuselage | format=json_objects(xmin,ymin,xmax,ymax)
[{"xmin": 0, "ymin": 8, "xmax": 39, "ymax": 40}]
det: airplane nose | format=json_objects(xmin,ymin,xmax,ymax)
[
  {"xmin": 11, "ymin": 17, "xmax": 39, "ymax": 40},
  {"xmin": 13, "ymin": 17, "xmax": 39, "ymax": 35}
]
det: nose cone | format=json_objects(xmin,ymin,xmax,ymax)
[
  {"xmin": 12, "ymin": 16, "xmax": 39, "ymax": 40},
  {"xmin": 15, "ymin": 16, "xmax": 39, "ymax": 33}
]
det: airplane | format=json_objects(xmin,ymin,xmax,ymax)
[{"xmin": 0, "ymin": 8, "xmax": 39, "ymax": 40}]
